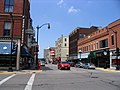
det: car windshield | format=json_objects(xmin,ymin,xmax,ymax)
[{"xmin": 61, "ymin": 62, "xmax": 69, "ymax": 64}]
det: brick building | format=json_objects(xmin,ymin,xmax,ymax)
[
  {"xmin": 69, "ymin": 26, "xmax": 99, "ymax": 59},
  {"xmin": 0, "ymin": 0, "xmax": 35, "ymax": 70},
  {"xmin": 78, "ymin": 19, "xmax": 120, "ymax": 69}
]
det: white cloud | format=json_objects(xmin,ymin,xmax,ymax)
[
  {"xmin": 68, "ymin": 6, "xmax": 80, "ymax": 14},
  {"xmin": 57, "ymin": 0, "xmax": 64, "ymax": 5}
]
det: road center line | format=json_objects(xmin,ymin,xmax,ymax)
[
  {"xmin": 0, "ymin": 74, "xmax": 16, "ymax": 85},
  {"xmin": 24, "ymin": 73, "xmax": 35, "ymax": 90}
]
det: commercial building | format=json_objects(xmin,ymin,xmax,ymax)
[
  {"xmin": 69, "ymin": 26, "xmax": 99, "ymax": 59},
  {"xmin": 0, "ymin": 0, "xmax": 35, "ymax": 70},
  {"xmin": 55, "ymin": 35, "xmax": 69, "ymax": 61},
  {"xmin": 44, "ymin": 47, "xmax": 55, "ymax": 63},
  {"xmin": 78, "ymin": 19, "xmax": 120, "ymax": 69}
]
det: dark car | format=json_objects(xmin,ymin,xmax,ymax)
[
  {"xmin": 83, "ymin": 63, "xmax": 96, "ymax": 69},
  {"xmin": 58, "ymin": 61, "xmax": 70, "ymax": 70},
  {"xmin": 75, "ymin": 62, "xmax": 83, "ymax": 68}
]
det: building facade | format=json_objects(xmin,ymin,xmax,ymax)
[
  {"xmin": 69, "ymin": 26, "xmax": 99, "ymax": 59},
  {"xmin": 44, "ymin": 47, "xmax": 55, "ymax": 63},
  {"xmin": 55, "ymin": 35, "xmax": 69, "ymax": 61},
  {"xmin": 78, "ymin": 19, "xmax": 120, "ymax": 69},
  {"xmin": 0, "ymin": 0, "xmax": 35, "ymax": 70}
]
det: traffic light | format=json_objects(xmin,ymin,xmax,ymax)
[{"xmin": 36, "ymin": 45, "xmax": 39, "ymax": 52}]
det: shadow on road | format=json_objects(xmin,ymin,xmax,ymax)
[{"xmin": 41, "ymin": 66, "xmax": 53, "ymax": 71}]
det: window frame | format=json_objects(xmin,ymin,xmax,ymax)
[
  {"xmin": 111, "ymin": 35, "xmax": 114, "ymax": 45},
  {"xmin": 4, "ymin": 0, "xmax": 14, "ymax": 12},
  {"xmin": 3, "ymin": 21, "xmax": 11, "ymax": 36}
]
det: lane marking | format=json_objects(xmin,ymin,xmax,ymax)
[
  {"xmin": 0, "ymin": 74, "xmax": 16, "ymax": 85},
  {"xmin": 24, "ymin": 73, "xmax": 35, "ymax": 90}
]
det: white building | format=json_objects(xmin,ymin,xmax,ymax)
[{"xmin": 55, "ymin": 35, "xmax": 69, "ymax": 61}]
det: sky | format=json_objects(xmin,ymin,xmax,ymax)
[{"xmin": 30, "ymin": 0, "xmax": 120, "ymax": 58}]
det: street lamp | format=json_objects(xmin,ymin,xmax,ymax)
[
  {"xmin": 8, "ymin": 13, "xmax": 14, "ymax": 72},
  {"xmin": 66, "ymin": 53, "xmax": 69, "ymax": 60},
  {"xmin": 103, "ymin": 50, "xmax": 107, "ymax": 69},
  {"xmin": 36, "ymin": 23, "xmax": 50, "ymax": 69},
  {"xmin": 79, "ymin": 50, "xmax": 82, "ymax": 61}
]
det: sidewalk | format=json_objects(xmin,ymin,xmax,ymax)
[
  {"xmin": 96, "ymin": 68, "xmax": 120, "ymax": 72},
  {"xmin": 0, "ymin": 69, "xmax": 42, "ymax": 74}
]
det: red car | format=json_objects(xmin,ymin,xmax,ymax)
[{"xmin": 58, "ymin": 61, "xmax": 70, "ymax": 70}]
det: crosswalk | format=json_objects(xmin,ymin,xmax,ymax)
[
  {"xmin": 0, "ymin": 74, "xmax": 16, "ymax": 85},
  {"xmin": 24, "ymin": 74, "xmax": 35, "ymax": 90},
  {"xmin": 0, "ymin": 74, "xmax": 36, "ymax": 90}
]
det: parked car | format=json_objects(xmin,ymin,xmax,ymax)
[
  {"xmin": 68, "ymin": 61, "xmax": 75, "ymax": 67},
  {"xmin": 83, "ymin": 63, "xmax": 96, "ymax": 69},
  {"xmin": 75, "ymin": 62, "xmax": 83, "ymax": 68},
  {"xmin": 58, "ymin": 61, "xmax": 70, "ymax": 70},
  {"xmin": 40, "ymin": 60, "xmax": 45, "ymax": 66}
]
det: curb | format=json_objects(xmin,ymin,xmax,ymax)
[
  {"xmin": 0, "ymin": 71, "xmax": 16, "ymax": 74},
  {"xmin": 0, "ymin": 70, "xmax": 42, "ymax": 74},
  {"xmin": 96, "ymin": 68, "xmax": 120, "ymax": 72}
]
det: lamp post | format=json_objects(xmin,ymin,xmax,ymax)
[
  {"xmin": 36, "ymin": 23, "xmax": 50, "ymax": 69},
  {"xmin": 103, "ymin": 50, "xmax": 107, "ymax": 69},
  {"xmin": 79, "ymin": 50, "xmax": 82, "ymax": 61},
  {"xmin": 66, "ymin": 53, "xmax": 69, "ymax": 60},
  {"xmin": 9, "ymin": 13, "xmax": 14, "ymax": 71}
]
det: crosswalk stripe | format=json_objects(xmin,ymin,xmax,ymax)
[
  {"xmin": 24, "ymin": 73, "xmax": 35, "ymax": 90},
  {"xmin": 0, "ymin": 74, "xmax": 16, "ymax": 85}
]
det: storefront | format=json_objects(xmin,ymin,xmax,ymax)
[
  {"xmin": 96, "ymin": 49, "xmax": 110, "ymax": 68},
  {"xmin": 78, "ymin": 52, "xmax": 90, "ymax": 63},
  {"xmin": 0, "ymin": 42, "xmax": 17, "ymax": 68}
]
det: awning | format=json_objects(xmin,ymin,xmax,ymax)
[{"xmin": 21, "ymin": 46, "xmax": 33, "ymax": 58}]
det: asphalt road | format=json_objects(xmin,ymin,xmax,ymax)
[{"xmin": 0, "ymin": 64, "xmax": 120, "ymax": 90}]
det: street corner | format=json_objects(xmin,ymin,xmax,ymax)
[
  {"xmin": 96, "ymin": 68, "xmax": 120, "ymax": 72},
  {"xmin": 0, "ymin": 71, "xmax": 16, "ymax": 74}
]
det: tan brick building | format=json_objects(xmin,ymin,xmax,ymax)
[{"xmin": 78, "ymin": 19, "xmax": 120, "ymax": 69}]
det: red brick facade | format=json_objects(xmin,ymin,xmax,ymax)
[
  {"xmin": 78, "ymin": 19, "xmax": 120, "ymax": 53},
  {"xmin": 77, "ymin": 19, "xmax": 120, "ymax": 68},
  {"xmin": 69, "ymin": 26, "xmax": 99, "ymax": 59},
  {"xmin": 0, "ymin": 0, "xmax": 31, "ymax": 70},
  {"xmin": 0, "ymin": 0, "xmax": 30, "ymax": 43}
]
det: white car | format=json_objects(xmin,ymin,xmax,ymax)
[
  {"xmin": 40, "ymin": 61, "xmax": 45, "ymax": 66},
  {"xmin": 83, "ymin": 63, "xmax": 96, "ymax": 69}
]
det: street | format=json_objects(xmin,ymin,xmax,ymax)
[{"xmin": 0, "ymin": 64, "xmax": 120, "ymax": 90}]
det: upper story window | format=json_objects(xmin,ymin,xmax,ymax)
[
  {"xmin": 79, "ymin": 33, "xmax": 86, "ymax": 39},
  {"xmin": 100, "ymin": 39, "xmax": 108, "ymax": 48},
  {"xmin": 4, "ymin": 0, "xmax": 14, "ymax": 12},
  {"xmin": 4, "ymin": 21, "xmax": 11, "ymax": 36},
  {"xmin": 65, "ymin": 38, "xmax": 67, "ymax": 42},
  {"xmin": 111, "ymin": 35, "xmax": 114, "ymax": 45},
  {"xmin": 65, "ymin": 43, "xmax": 67, "ymax": 47}
]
